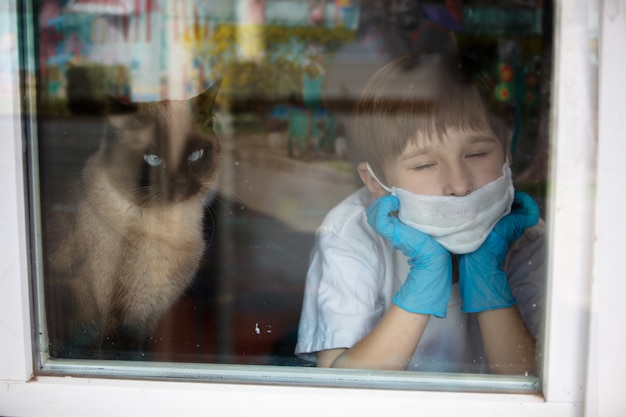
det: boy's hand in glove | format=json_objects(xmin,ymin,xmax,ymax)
[
  {"xmin": 458, "ymin": 191, "xmax": 540, "ymax": 313},
  {"xmin": 367, "ymin": 195, "xmax": 452, "ymax": 318}
]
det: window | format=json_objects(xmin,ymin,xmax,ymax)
[{"xmin": 3, "ymin": 0, "xmax": 622, "ymax": 415}]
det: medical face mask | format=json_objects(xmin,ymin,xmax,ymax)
[{"xmin": 366, "ymin": 162, "xmax": 514, "ymax": 254}]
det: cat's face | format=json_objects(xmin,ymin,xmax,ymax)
[{"xmin": 101, "ymin": 83, "xmax": 220, "ymax": 207}]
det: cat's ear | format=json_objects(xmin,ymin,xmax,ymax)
[
  {"xmin": 102, "ymin": 96, "xmax": 142, "ymax": 137},
  {"xmin": 193, "ymin": 79, "xmax": 221, "ymax": 119},
  {"xmin": 104, "ymin": 95, "xmax": 138, "ymax": 116}
]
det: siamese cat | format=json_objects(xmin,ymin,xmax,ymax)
[{"xmin": 43, "ymin": 82, "xmax": 221, "ymax": 359}]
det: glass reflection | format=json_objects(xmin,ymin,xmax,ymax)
[{"xmin": 35, "ymin": 0, "xmax": 550, "ymax": 372}]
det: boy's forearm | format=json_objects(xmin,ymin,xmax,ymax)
[
  {"xmin": 328, "ymin": 304, "xmax": 430, "ymax": 371},
  {"xmin": 477, "ymin": 306, "xmax": 536, "ymax": 375}
]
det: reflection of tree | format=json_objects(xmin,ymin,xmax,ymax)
[{"xmin": 183, "ymin": 22, "xmax": 354, "ymax": 110}]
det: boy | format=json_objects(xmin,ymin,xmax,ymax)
[{"xmin": 295, "ymin": 51, "xmax": 545, "ymax": 374}]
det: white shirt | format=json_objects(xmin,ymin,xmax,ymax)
[{"xmin": 295, "ymin": 187, "xmax": 546, "ymax": 373}]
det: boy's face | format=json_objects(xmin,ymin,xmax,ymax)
[{"xmin": 382, "ymin": 127, "xmax": 506, "ymax": 196}]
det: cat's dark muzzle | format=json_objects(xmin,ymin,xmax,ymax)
[{"xmin": 168, "ymin": 177, "xmax": 203, "ymax": 203}]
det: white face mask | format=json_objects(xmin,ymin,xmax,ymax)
[{"xmin": 366, "ymin": 162, "xmax": 514, "ymax": 254}]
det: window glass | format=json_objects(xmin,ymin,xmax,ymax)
[{"xmin": 30, "ymin": 0, "xmax": 551, "ymax": 388}]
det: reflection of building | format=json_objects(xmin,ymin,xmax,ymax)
[
  {"xmin": 39, "ymin": 0, "xmax": 359, "ymax": 103},
  {"xmin": 42, "ymin": 0, "xmax": 205, "ymax": 101}
]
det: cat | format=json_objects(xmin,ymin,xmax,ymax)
[{"xmin": 43, "ymin": 81, "xmax": 221, "ymax": 359}]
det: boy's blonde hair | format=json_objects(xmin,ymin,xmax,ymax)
[{"xmin": 351, "ymin": 52, "xmax": 509, "ymax": 182}]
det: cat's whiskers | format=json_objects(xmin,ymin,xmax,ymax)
[
  {"xmin": 208, "ymin": 194, "xmax": 243, "ymax": 226},
  {"xmin": 133, "ymin": 185, "xmax": 164, "ymax": 207},
  {"xmin": 202, "ymin": 204, "xmax": 217, "ymax": 247},
  {"xmin": 212, "ymin": 178, "xmax": 251, "ymax": 209}
]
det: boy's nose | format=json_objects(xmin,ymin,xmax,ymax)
[{"xmin": 443, "ymin": 164, "xmax": 473, "ymax": 196}]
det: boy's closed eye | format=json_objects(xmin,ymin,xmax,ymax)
[
  {"xmin": 412, "ymin": 162, "xmax": 437, "ymax": 171},
  {"xmin": 466, "ymin": 150, "xmax": 491, "ymax": 159}
]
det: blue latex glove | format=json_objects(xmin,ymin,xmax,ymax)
[
  {"xmin": 458, "ymin": 191, "xmax": 540, "ymax": 313},
  {"xmin": 366, "ymin": 194, "xmax": 452, "ymax": 318}
]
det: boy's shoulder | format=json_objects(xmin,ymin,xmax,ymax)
[
  {"xmin": 318, "ymin": 187, "xmax": 375, "ymax": 237},
  {"xmin": 504, "ymin": 218, "xmax": 546, "ymax": 275},
  {"xmin": 511, "ymin": 218, "xmax": 546, "ymax": 251}
]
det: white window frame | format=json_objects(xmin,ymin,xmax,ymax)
[{"xmin": 1, "ymin": 1, "xmax": 623, "ymax": 415}]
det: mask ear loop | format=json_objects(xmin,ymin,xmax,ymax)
[{"xmin": 365, "ymin": 162, "xmax": 393, "ymax": 194}]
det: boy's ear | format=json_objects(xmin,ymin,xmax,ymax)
[{"xmin": 357, "ymin": 162, "xmax": 388, "ymax": 199}]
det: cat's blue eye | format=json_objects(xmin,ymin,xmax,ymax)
[
  {"xmin": 144, "ymin": 154, "xmax": 163, "ymax": 167},
  {"xmin": 187, "ymin": 149, "xmax": 204, "ymax": 162}
]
